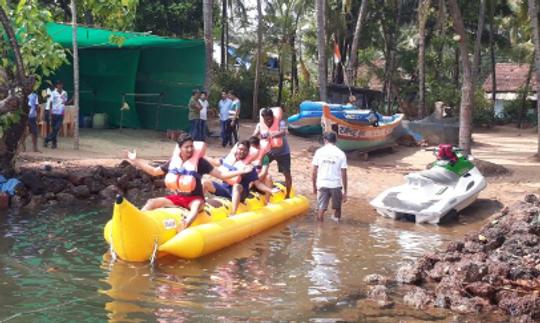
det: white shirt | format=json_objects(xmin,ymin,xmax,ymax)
[
  {"xmin": 199, "ymin": 99, "xmax": 209, "ymax": 120},
  {"xmin": 312, "ymin": 144, "xmax": 347, "ymax": 189},
  {"xmin": 45, "ymin": 88, "xmax": 52, "ymax": 110},
  {"xmin": 51, "ymin": 89, "xmax": 68, "ymax": 115}
]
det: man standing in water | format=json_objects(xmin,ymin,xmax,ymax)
[
  {"xmin": 311, "ymin": 132, "xmax": 348, "ymax": 222},
  {"xmin": 124, "ymin": 133, "xmax": 252, "ymax": 230}
]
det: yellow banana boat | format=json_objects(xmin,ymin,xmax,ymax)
[{"xmin": 103, "ymin": 184, "xmax": 309, "ymax": 262}]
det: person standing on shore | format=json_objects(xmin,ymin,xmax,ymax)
[
  {"xmin": 228, "ymin": 91, "xmax": 240, "ymax": 145},
  {"xmin": 199, "ymin": 91, "xmax": 209, "ymax": 142},
  {"xmin": 188, "ymin": 89, "xmax": 203, "ymax": 141},
  {"xmin": 218, "ymin": 90, "xmax": 233, "ymax": 147},
  {"xmin": 26, "ymin": 90, "xmax": 41, "ymax": 152},
  {"xmin": 311, "ymin": 132, "xmax": 348, "ymax": 222},
  {"xmin": 44, "ymin": 81, "xmax": 67, "ymax": 149}
]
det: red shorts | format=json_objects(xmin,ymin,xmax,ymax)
[{"xmin": 165, "ymin": 195, "xmax": 204, "ymax": 209}]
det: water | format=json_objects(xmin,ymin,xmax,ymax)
[{"xmin": 0, "ymin": 198, "xmax": 500, "ymax": 322}]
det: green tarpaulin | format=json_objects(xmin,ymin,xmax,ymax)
[{"xmin": 46, "ymin": 22, "xmax": 205, "ymax": 131}]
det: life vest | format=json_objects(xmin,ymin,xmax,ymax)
[
  {"xmin": 437, "ymin": 144, "xmax": 458, "ymax": 164},
  {"xmin": 259, "ymin": 107, "xmax": 283, "ymax": 148},
  {"xmin": 219, "ymin": 144, "xmax": 251, "ymax": 185},
  {"xmin": 164, "ymin": 141, "xmax": 207, "ymax": 193}
]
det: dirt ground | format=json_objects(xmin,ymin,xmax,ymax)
[{"xmin": 19, "ymin": 120, "xmax": 540, "ymax": 209}]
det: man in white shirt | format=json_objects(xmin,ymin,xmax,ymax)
[
  {"xmin": 311, "ymin": 132, "xmax": 348, "ymax": 222},
  {"xmin": 199, "ymin": 91, "xmax": 209, "ymax": 142},
  {"xmin": 44, "ymin": 80, "xmax": 68, "ymax": 149}
]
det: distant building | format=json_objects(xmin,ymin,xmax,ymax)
[{"xmin": 483, "ymin": 63, "xmax": 537, "ymax": 118}]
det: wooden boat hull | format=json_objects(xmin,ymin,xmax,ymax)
[{"xmin": 322, "ymin": 104, "xmax": 404, "ymax": 152}]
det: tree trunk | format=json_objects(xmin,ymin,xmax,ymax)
[
  {"xmin": 277, "ymin": 54, "xmax": 284, "ymax": 106},
  {"xmin": 203, "ymin": 0, "xmax": 214, "ymax": 92},
  {"xmin": 448, "ymin": 0, "xmax": 473, "ymax": 154},
  {"xmin": 252, "ymin": 0, "xmax": 263, "ymax": 120},
  {"xmin": 221, "ymin": 0, "xmax": 227, "ymax": 69},
  {"xmin": 384, "ymin": 0, "xmax": 402, "ymax": 115},
  {"xmin": 0, "ymin": 6, "xmax": 29, "ymax": 173},
  {"xmin": 454, "ymin": 47, "xmax": 460, "ymax": 89},
  {"xmin": 518, "ymin": 57, "xmax": 534, "ymax": 129},
  {"xmin": 471, "ymin": 0, "xmax": 486, "ymax": 84},
  {"xmin": 316, "ymin": 0, "xmax": 328, "ymax": 101},
  {"xmin": 72, "ymin": 0, "xmax": 80, "ymax": 150},
  {"xmin": 435, "ymin": 0, "xmax": 447, "ymax": 65},
  {"xmin": 290, "ymin": 34, "xmax": 298, "ymax": 95},
  {"xmin": 489, "ymin": 0, "xmax": 496, "ymax": 106},
  {"xmin": 528, "ymin": 0, "xmax": 540, "ymax": 155},
  {"xmin": 418, "ymin": 0, "xmax": 431, "ymax": 119},
  {"xmin": 348, "ymin": 0, "xmax": 368, "ymax": 85}
]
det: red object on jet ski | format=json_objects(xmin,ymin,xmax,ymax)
[{"xmin": 437, "ymin": 144, "xmax": 458, "ymax": 164}]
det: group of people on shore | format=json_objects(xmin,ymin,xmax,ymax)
[
  {"xmin": 188, "ymin": 89, "xmax": 241, "ymax": 147},
  {"xmin": 25, "ymin": 80, "xmax": 68, "ymax": 152}
]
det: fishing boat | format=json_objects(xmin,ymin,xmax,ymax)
[
  {"xmin": 322, "ymin": 104, "xmax": 404, "ymax": 152},
  {"xmin": 288, "ymin": 101, "xmax": 356, "ymax": 135}
]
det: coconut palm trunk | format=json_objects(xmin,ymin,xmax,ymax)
[
  {"xmin": 71, "ymin": 0, "xmax": 80, "ymax": 150},
  {"xmin": 316, "ymin": 0, "xmax": 328, "ymax": 102},
  {"xmin": 252, "ymin": 0, "xmax": 262, "ymax": 120},
  {"xmin": 417, "ymin": 0, "xmax": 430, "ymax": 119},
  {"xmin": 203, "ymin": 0, "xmax": 214, "ymax": 92},
  {"xmin": 448, "ymin": 0, "xmax": 473, "ymax": 154},
  {"xmin": 528, "ymin": 0, "xmax": 540, "ymax": 156},
  {"xmin": 348, "ymin": 0, "xmax": 368, "ymax": 85}
]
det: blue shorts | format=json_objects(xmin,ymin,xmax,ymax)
[{"xmin": 213, "ymin": 169, "xmax": 258, "ymax": 202}]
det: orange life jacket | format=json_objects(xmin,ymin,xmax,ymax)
[
  {"xmin": 259, "ymin": 107, "xmax": 283, "ymax": 148},
  {"xmin": 219, "ymin": 144, "xmax": 252, "ymax": 185},
  {"xmin": 164, "ymin": 141, "xmax": 206, "ymax": 193}
]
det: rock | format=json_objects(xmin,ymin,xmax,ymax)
[
  {"xmin": 19, "ymin": 171, "xmax": 45, "ymax": 194},
  {"xmin": 445, "ymin": 240, "xmax": 464, "ymax": 253},
  {"xmin": 396, "ymin": 264, "xmax": 422, "ymax": 284},
  {"xmin": 44, "ymin": 192, "xmax": 56, "ymax": 201},
  {"xmin": 524, "ymin": 194, "xmax": 539, "ymax": 205},
  {"xmin": 84, "ymin": 176, "xmax": 105, "ymax": 194},
  {"xmin": 10, "ymin": 196, "xmax": 28, "ymax": 208},
  {"xmin": 403, "ymin": 287, "xmax": 434, "ymax": 309},
  {"xmin": 427, "ymin": 261, "xmax": 451, "ymax": 282},
  {"xmin": 464, "ymin": 282, "xmax": 496, "ymax": 299},
  {"xmin": 117, "ymin": 174, "xmax": 131, "ymax": 190},
  {"xmin": 56, "ymin": 193, "xmax": 75, "ymax": 204},
  {"xmin": 363, "ymin": 274, "xmax": 389, "ymax": 285},
  {"xmin": 99, "ymin": 185, "xmax": 119, "ymax": 200},
  {"xmin": 67, "ymin": 173, "xmax": 87, "ymax": 186},
  {"xmin": 449, "ymin": 296, "xmax": 487, "ymax": 314},
  {"xmin": 41, "ymin": 177, "xmax": 68, "ymax": 194},
  {"xmin": 451, "ymin": 262, "xmax": 488, "ymax": 283},
  {"xmin": 498, "ymin": 294, "xmax": 540, "ymax": 318},
  {"xmin": 367, "ymin": 285, "xmax": 394, "ymax": 309},
  {"xmin": 23, "ymin": 195, "xmax": 45, "ymax": 209},
  {"xmin": 126, "ymin": 188, "xmax": 141, "ymax": 201},
  {"xmin": 71, "ymin": 185, "xmax": 91, "ymax": 199}
]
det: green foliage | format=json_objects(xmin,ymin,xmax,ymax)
[
  {"xmin": 133, "ymin": 0, "xmax": 203, "ymax": 37},
  {"xmin": 82, "ymin": 0, "xmax": 139, "ymax": 30},
  {"xmin": 502, "ymin": 86, "xmax": 537, "ymax": 125},
  {"xmin": 473, "ymin": 88, "xmax": 494, "ymax": 126},
  {"xmin": 210, "ymin": 66, "xmax": 273, "ymax": 119},
  {"xmin": 282, "ymin": 81, "xmax": 319, "ymax": 114},
  {"xmin": 6, "ymin": 0, "xmax": 67, "ymax": 83}
]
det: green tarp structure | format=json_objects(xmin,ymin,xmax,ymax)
[{"xmin": 46, "ymin": 22, "xmax": 205, "ymax": 131}]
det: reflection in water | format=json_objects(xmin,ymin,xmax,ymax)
[{"xmin": 0, "ymin": 203, "xmax": 489, "ymax": 321}]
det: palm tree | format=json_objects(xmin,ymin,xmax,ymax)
[
  {"xmin": 203, "ymin": 0, "xmax": 213, "ymax": 92},
  {"xmin": 448, "ymin": 0, "xmax": 473, "ymax": 154},
  {"xmin": 316, "ymin": 0, "xmax": 327, "ymax": 102},
  {"xmin": 71, "ymin": 0, "xmax": 80, "ymax": 150},
  {"xmin": 252, "ymin": 0, "xmax": 262, "ymax": 120},
  {"xmin": 417, "ymin": 0, "xmax": 430, "ymax": 119},
  {"xmin": 221, "ymin": 0, "xmax": 228, "ymax": 69},
  {"xmin": 472, "ymin": 0, "xmax": 486, "ymax": 84},
  {"xmin": 528, "ymin": 0, "xmax": 540, "ymax": 156},
  {"xmin": 348, "ymin": 0, "xmax": 368, "ymax": 86}
]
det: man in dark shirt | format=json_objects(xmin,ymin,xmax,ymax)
[{"xmin": 124, "ymin": 133, "xmax": 252, "ymax": 229}]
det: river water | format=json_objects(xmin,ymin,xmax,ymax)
[{"xmin": 0, "ymin": 198, "xmax": 502, "ymax": 322}]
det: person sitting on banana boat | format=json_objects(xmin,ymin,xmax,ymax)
[
  {"xmin": 248, "ymin": 136, "xmax": 277, "ymax": 203},
  {"xmin": 124, "ymin": 133, "xmax": 252, "ymax": 230},
  {"xmin": 203, "ymin": 140, "xmax": 276, "ymax": 215},
  {"xmin": 253, "ymin": 107, "xmax": 292, "ymax": 199}
]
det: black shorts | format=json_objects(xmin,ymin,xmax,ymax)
[
  {"xmin": 268, "ymin": 153, "xmax": 291, "ymax": 174},
  {"xmin": 28, "ymin": 117, "xmax": 38, "ymax": 136}
]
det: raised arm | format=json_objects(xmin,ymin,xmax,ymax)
[
  {"xmin": 209, "ymin": 164, "xmax": 253, "ymax": 180},
  {"xmin": 124, "ymin": 149, "xmax": 165, "ymax": 177},
  {"xmin": 252, "ymin": 123, "xmax": 261, "ymax": 137}
]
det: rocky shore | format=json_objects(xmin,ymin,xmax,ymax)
[
  {"xmin": 364, "ymin": 194, "xmax": 540, "ymax": 321},
  {"xmin": 5, "ymin": 161, "xmax": 165, "ymax": 209}
]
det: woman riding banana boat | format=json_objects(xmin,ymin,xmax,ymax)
[{"xmin": 124, "ymin": 133, "xmax": 254, "ymax": 231}]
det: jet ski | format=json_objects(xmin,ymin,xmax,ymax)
[{"xmin": 370, "ymin": 144, "xmax": 487, "ymax": 224}]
